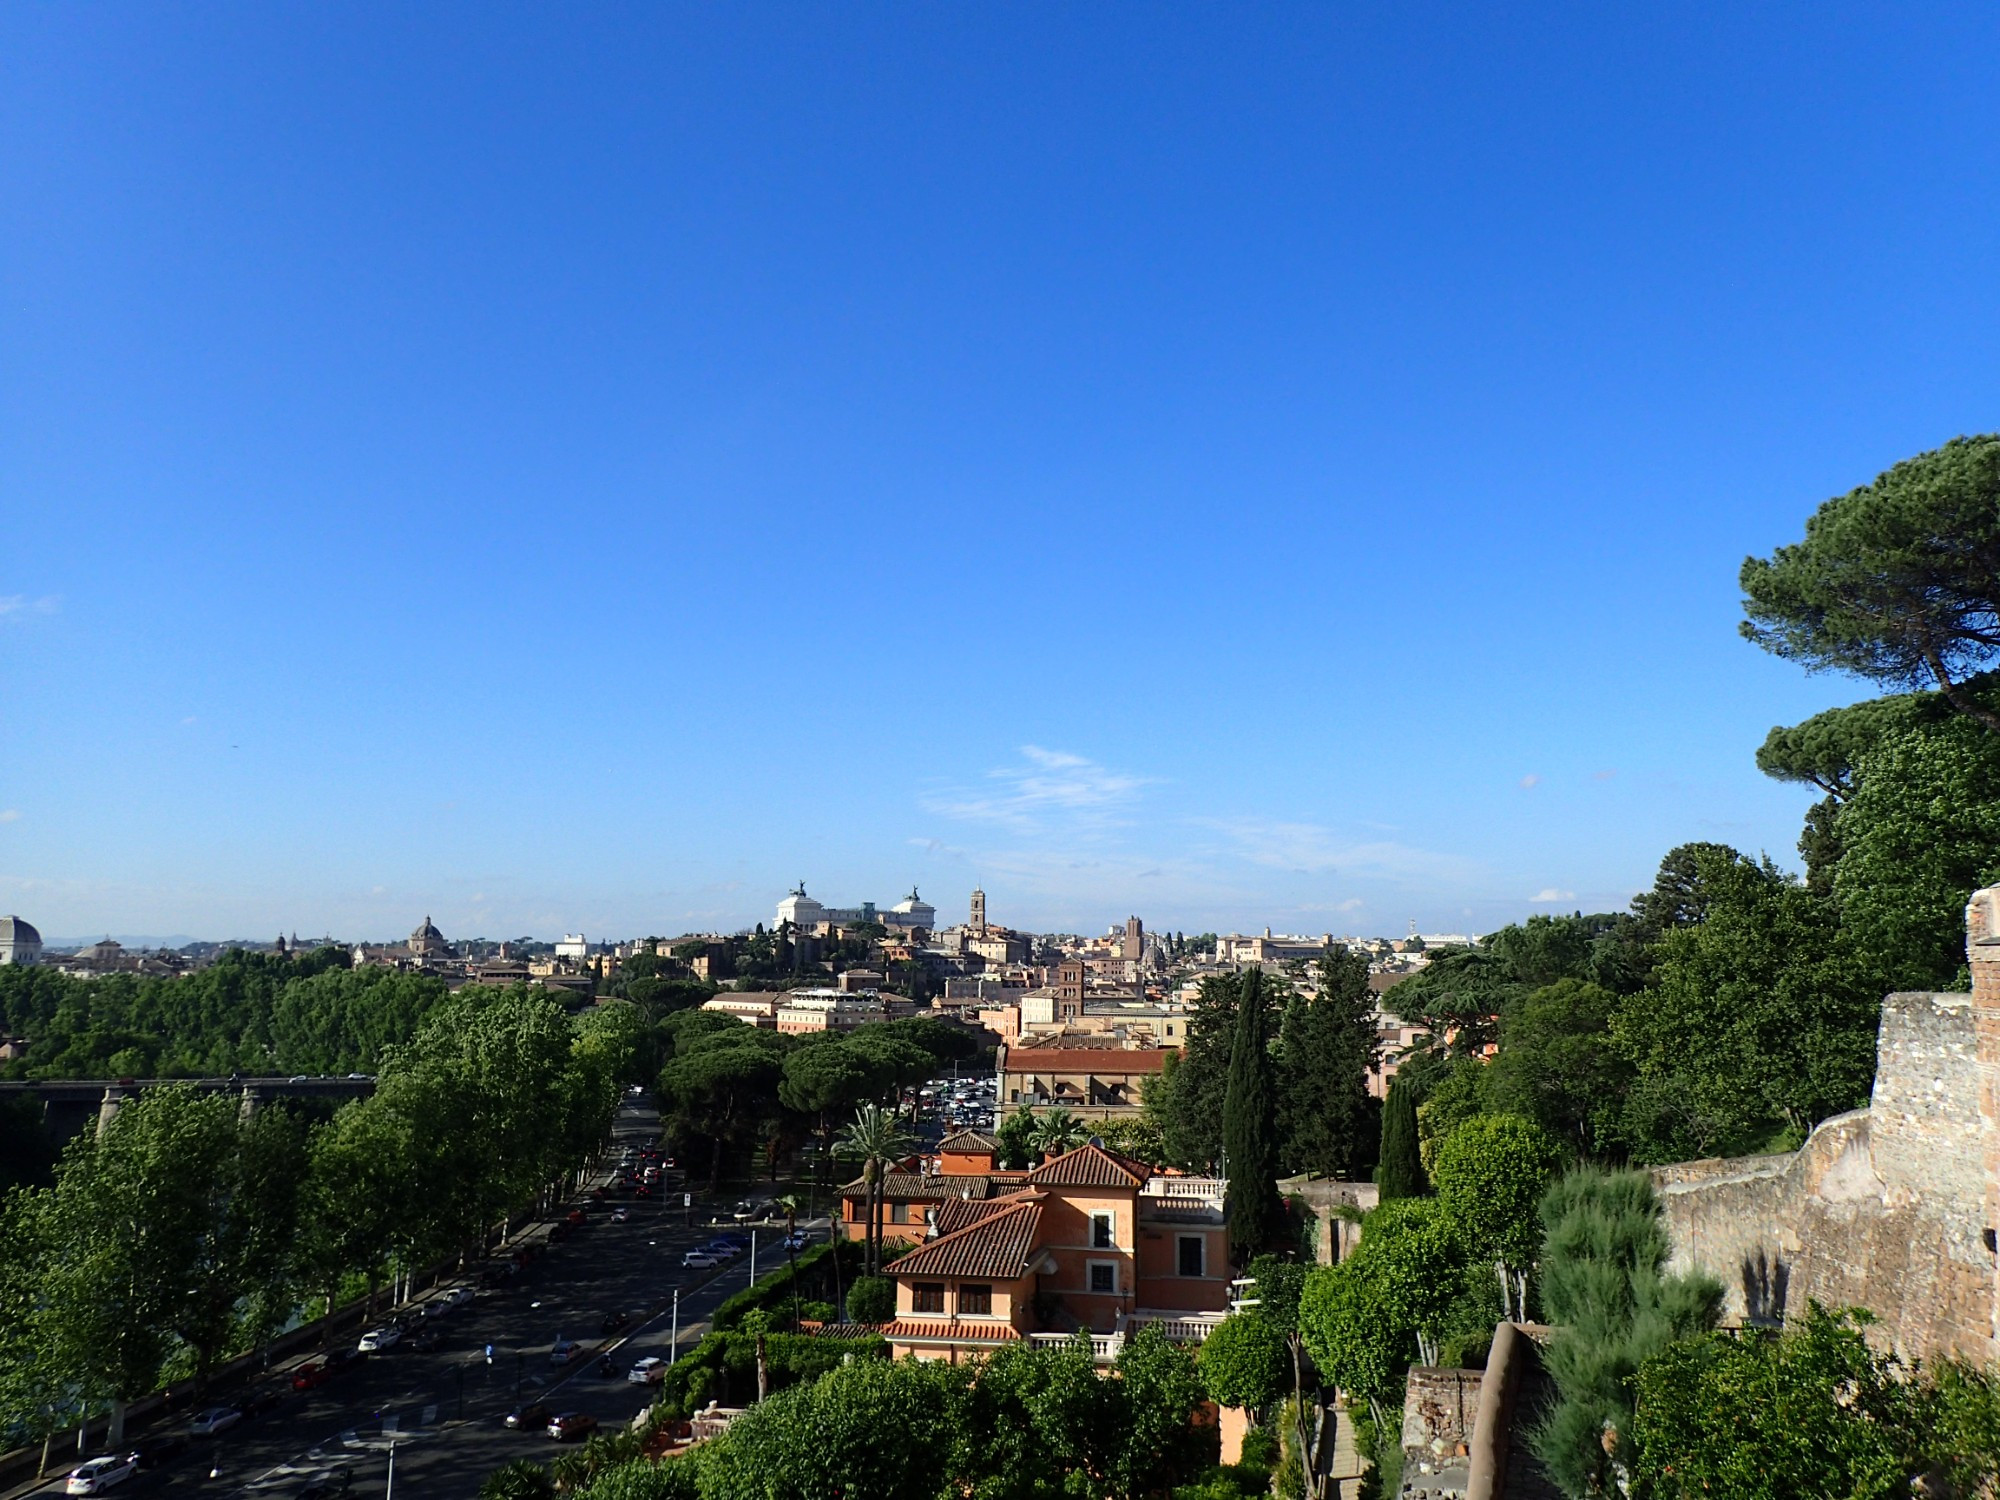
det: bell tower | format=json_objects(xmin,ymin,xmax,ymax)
[{"xmin": 970, "ymin": 888, "xmax": 987, "ymax": 935}]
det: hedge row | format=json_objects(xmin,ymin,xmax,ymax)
[
  {"xmin": 710, "ymin": 1238, "xmax": 867, "ymax": 1333},
  {"xmin": 651, "ymin": 1329, "xmax": 889, "ymax": 1420}
]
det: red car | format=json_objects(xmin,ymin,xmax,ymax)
[
  {"xmin": 290, "ymin": 1360, "xmax": 328, "ymax": 1391},
  {"xmin": 565, "ymin": 1209, "xmax": 587, "ymax": 1226}
]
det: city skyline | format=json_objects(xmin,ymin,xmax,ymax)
[{"xmin": 9, "ymin": 7, "xmax": 2000, "ymax": 938}]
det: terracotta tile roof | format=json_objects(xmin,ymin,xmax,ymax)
[
  {"xmin": 1024, "ymin": 1142, "xmax": 1151, "ymax": 1189},
  {"xmin": 883, "ymin": 1319, "xmax": 1022, "ymax": 1343},
  {"xmin": 887, "ymin": 1200, "xmax": 1044, "ymax": 1280},
  {"xmin": 839, "ymin": 1170, "xmax": 1029, "ymax": 1201},
  {"xmin": 930, "ymin": 1187, "xmax": 1045, "ymax": 1239},
  {"xmin": 1003, "ymin": 1048, "xmax": 1170, "ymax": 1072},
  {"xmin": 938, "ymin": 1129, "xmax": 999, "ymax": 1153}
]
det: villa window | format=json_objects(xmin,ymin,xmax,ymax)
[
  {"xmin": 1087, "ymin": 1261, "xmax": 1117, "ymax": 1295},
  {"xmin": 890, "ymin": 1201, "xmax": 909, "ymax": 1224},
  {"xmin": 1091, "ymin": 1212, "xmax": 1115, "ymax": 1249},
  {"xmin": 1177, "ymin": 1235, "xmax": 1204, "ymax": 1277},
  {"xmin": 958, "ymin": 1284, "xmax": 992, "ymax": 1316},
  {"xmin": 912, "ymin": 1283, "xmax": 945, "ymax": 1314}
]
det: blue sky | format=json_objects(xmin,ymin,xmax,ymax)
[{"xmin": 5, "ymin": 5, "xmax": 2000, "ymax": 943}]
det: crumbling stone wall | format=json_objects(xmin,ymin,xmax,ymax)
[
  {"xmin": 1653, "ymin": 889, "xmax": 2000, "ymax": 1365},
  {"xmin": 1399, "ymin": 1366, "xmax": 1480, "ymax": 1497}
]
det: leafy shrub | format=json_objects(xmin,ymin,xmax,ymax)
[{"xmin": 844, "ymin": 1274, "xmax": 895, "ymax": 1323}]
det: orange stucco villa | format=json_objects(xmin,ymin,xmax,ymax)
[{"xmin": 841, "ymin": 1135, "xmax": 1232, "ymax": 1364}]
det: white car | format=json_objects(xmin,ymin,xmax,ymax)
[
  {"xmin": 610, "ymin": 1207, "xmax": 629, "ymax": 1223},
  {"xmin": 357, "ymin": 1326, "xmax": 401, "ymax": 1352},
  {"xmin": 436, "ymin": 1286, "xmax": 475, "ymax": 1310},
  {"xmin": 627, "ymin": 1356, "xmax": 666, "ymax": 1385},
  {"xmin": 188, "ymin": 1407, "xmax": 242, "ymax": 1437},
  {"xmin": 66, "ymin": 1455, "xmax": 138, "ymax": 1494},
  {"xmin": 681, "ymin": 1250, "xmax": 721, "ymax": 1269}
]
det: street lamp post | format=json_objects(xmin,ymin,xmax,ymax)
[{"xmin": 670, "ymin": 1289, "xmax": 680, "ymax": 1364}]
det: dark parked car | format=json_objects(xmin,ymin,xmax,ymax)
[
  {"xmin": 599, "ymin": 1310, "xmax": 631, "ymax": 1335},
  {"xmin": 131, "ymin": 1435, "xmax": 190, "ymax": 1470},
  {"xmin": 504, "ymin": 1402, "xmax": 553, "ymax": 1431},
  {"xmin": 323, "ymin": 1348, "xmax": 367, "ymax": 1376},
  {"xmin": 406, "ymin": 1327, "xmax": 443, "ymax": 1353},
  {"xmin": 294, "ymin": 1473, "xmax": 352, "ymax": 1499}
]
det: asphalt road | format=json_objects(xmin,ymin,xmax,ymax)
[{"xmin": 19, "ymin": 1100, "xmax": 827, "ymax": 1500}]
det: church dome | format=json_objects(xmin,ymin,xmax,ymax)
[
  {"xmin": 0, "ymin": 916, "xmax": 40, "ymax": 944},
  {"xmin": 412, "ymin": 916, "xmax": 445, "ymax": 943}
]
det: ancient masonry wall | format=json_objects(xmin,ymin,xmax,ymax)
[
  {"xmin": 1399, "ymin": 1366, "xmax": 1480, "ymax": 1498},
  {"xmin": 1653, "ymin": 888, "xmax": 2000, "ymax": 1366}
]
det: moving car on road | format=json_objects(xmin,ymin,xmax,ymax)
[
  {"xmin": 681, "ymin": 1249, "xmax": 721, "ymax": 1269},
  {"xmin": 504, "ymin": 1402, "xmax": 552, "ymax": 1431},
  {"xmin": 356, "ymin": 1326, "xmax": 401, "ymax": 1352},
  {"xmin": 547, "ymin": 1412, "xmax": 599, "ymax": 1442},
  {"xmin": 188, "ymin": 1407, "xmax": 242, "ymax": 1437},
  {"xmin": 549, "ymin": 1338, "xmax": 583, "ymax": 1365},
  {"xmin": 627, "ymin": 1356, "xmax": 666, "ymax": 1385},
  {"xmin": 65, "ymin": 1455, "xmax": 138, "ymax": 1494},
  {"xmin": 435, "ymin": 1285, "xmax": 475, "ymax": 1311}
]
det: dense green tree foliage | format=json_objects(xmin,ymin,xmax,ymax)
[
  {"xmin": 1199, "ymin": 1309, "xmax": 1290, "ymax": 1413},
  {"xmin": 569, "ymin": 1328, "xmax": 1211, "ymax": 1500},
  {"xmin": 1276, "ymin": 947, "xmax": 1379, "ymax": 1181},
  {"xmin": 1431, "ymin": 1114, "xmax": 1565, "ymax": 1317},
  {"xmin": 1222, "ymin": 969, "xmax": 1284, "ymax": 1262},
  {"xmin": 1739, "ymin": 434, "xmax": 2000, "ymax": 731},
  {"xmin": 1617, "ymin": 847, "xmax": 1877, "ymax": 1160},
  {"xmin": 1833, "ymin": 714, "xmax": 2000, "ymax": 991},
  {"xmin": 1529, "ymin": 1169, "xmax": 1722, "ymax": 1499},
  {"xmin": 1150, "ymin": 975, "xmax": 1237, "ymax": 1171},
  {"xmin": 1485, "ymin": 979, "xmax": 1630, "ymax": 1158},
  {"xmin": 1375, "ymin": 1077, "xmax": 1426, "ymax": 1200},
  {"xmin": 1630, "ymin": 1306, "xmax": 2000, "ymax": 1500},
  {"xmin": 0, "ymin": 949, "xmax": 447, "ymax": 1080},
  {"xmin": 1298, "ymin": 1198, "xmax": 1468, "ymax": 1406},
  {"xmin": 0, "ymin": 985, "xmax": 624, "ymax": 1440}
]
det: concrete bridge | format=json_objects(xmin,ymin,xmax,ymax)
[{"xmin": 0, "ymin": 1074, "xmax": 376, "ymax": 1143}]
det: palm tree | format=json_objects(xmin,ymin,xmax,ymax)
[
  {"xmin": 1030, "ymin": 1106, "xmax": 1090, "ymax": 1161},
  {"xmin": 773, "ymin": 1192, "xmax": 802, "ymax": 1327},
  {"xmin": 835, "ymin": 1104, "xmax": 911, "ymax": 1277}
]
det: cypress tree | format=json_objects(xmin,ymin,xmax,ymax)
[
  {"xmin": 1376, "ymin": 1075, "xmax": 1427, "ymax": 1200},
  {"xmin": 1223, "ymin": 967, "xmax": 1284, "ymax": 1263},
  {"xmin": 1277, "ymin": 945, "xmax": 1381, "ymax": 1180}
]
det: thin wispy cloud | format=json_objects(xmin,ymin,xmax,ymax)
[
  {"xmin": 0, "ymin": 810, "xmax": 19, "ymax": 824},
  {"xmin": 1531, "ymin": 887, "xmax": 1575, "ymax": 902},
  {"xmin": 0, "ymin": 595, "xmax": 59, "ymax": 621},
  {"xmin": 920, "ymin": 746, "xmax": 1154, "ymax": 831},
  {"xmin": 1201, "ymin": 817, "xmax": 1485, "ymax": 887},
  {"xmin": 1518, "ymin": 773, "xmax": 1541, "ymax": 789}
]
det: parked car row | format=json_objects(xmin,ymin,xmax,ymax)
[{"xmin": 682, "ymin": 1231, "xmax": 749, "ymax": 1268}]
